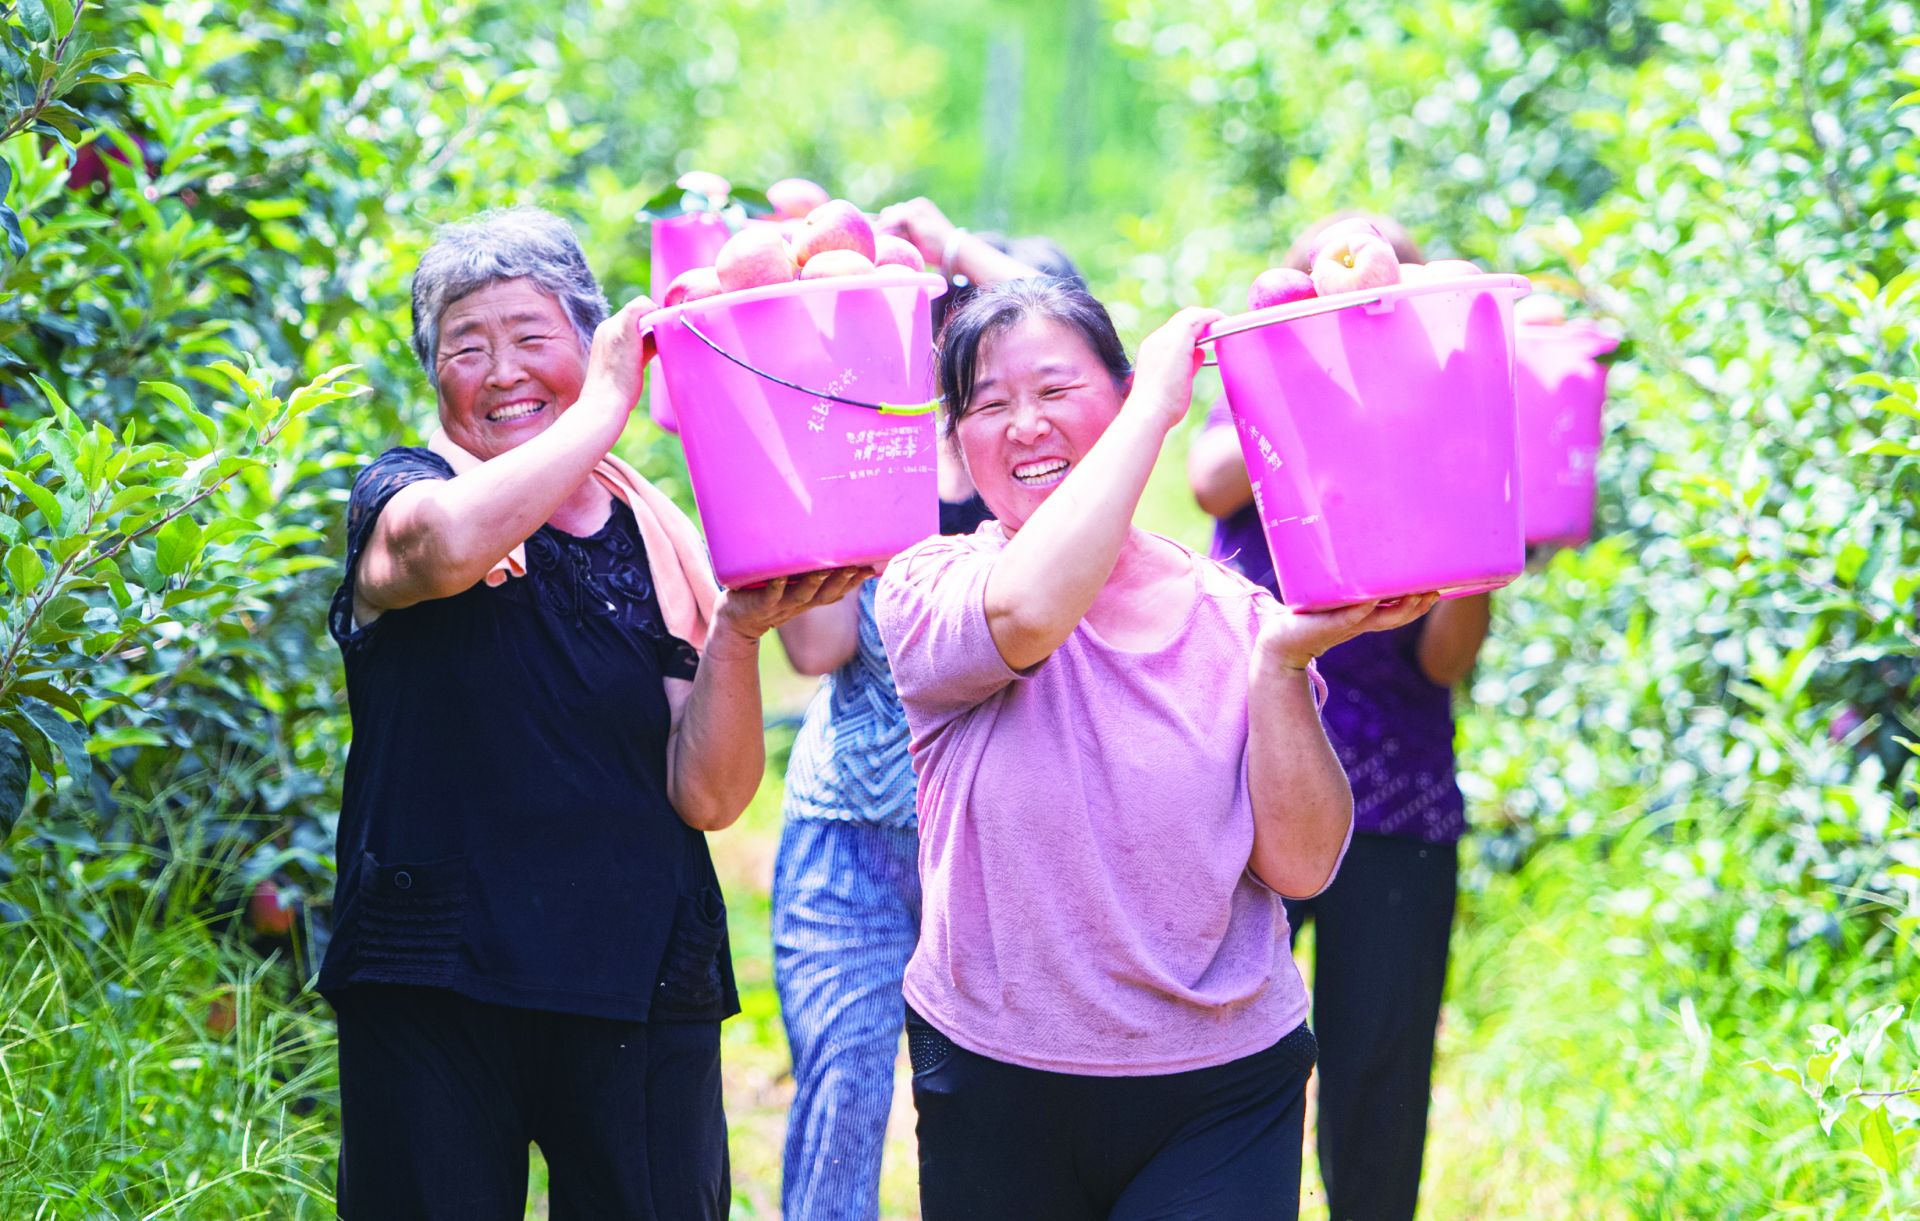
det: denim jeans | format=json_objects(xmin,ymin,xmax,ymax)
[{"xmin": 772, "ymin": 817, "xmax": 921, "ymax": 1221}]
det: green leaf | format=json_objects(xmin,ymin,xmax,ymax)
[
  {"xmin": 636, "ymin": 184, "xmax": 688, "ymax": 222},
  {"xmin": 1862, "ymin": 1105, "xmax": 1898, "ymax": 1174},
  {"xmin": 4, "ymin": 469, "xmax": 62, "ymax": 527},
  {"xmin": 7, "ymin": 679, "xmax": 84, "ymax": 720},
  {"xmin": 0, "ymin": 204, "xmax": 25, "ymax": 259},
  {"xmin": 16, "ymin": 0, "xmax": 52, "ymax": 41},
  {"xmin": 1745, "ymin": 1058, "xmax": 1806, "ymax": 1089},
  {"xmin": 4, "ymin": 541, "xmax": 45, "ymax": 593},
  {"xmin": 139, "ymin": 380, "xmax": 195, "ymax": 414},
  {"xmin": 20, "ymin": 698, "xmax": 88, "ymax": 783},
  {"xmin": 42, "ymin": 0, "xmax": 72, "ymax": 38},
  {"xmin": 154, "ymin": 515, "xmax": 203, "ymax": 576},
  {"xmin": 0, "ymin": 727, "xmax": 26, "ymax": 834}
]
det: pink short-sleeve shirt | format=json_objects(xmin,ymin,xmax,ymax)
[{"xmin": 876, "ymin": 524, "xmax": 1341, "ymax": 1075}]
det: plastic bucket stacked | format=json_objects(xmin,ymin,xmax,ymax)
[
  {"xmin": 1514, "ymin": 320, "xmax": 1619, "ymax": 548},
  {"xmin": 646, "ymin": 213, "xmax": 732, "ymax": 435},
  {"xmin": 1200, "ymin": 274, "xmax": 1532, "ymax": 610},
  {"xmin": 638, "ymin": 272, "xmax": 947, "ymax": 588}
]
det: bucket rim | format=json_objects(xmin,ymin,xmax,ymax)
[
  {"xmin": 1198, "ymin": 272, "xmax": 1532, "ymax": 347},
  {"xmin": 1516, "ymin": 318, "xmax": 1622, "ymax": 357},
  {"xmin": 638, "ymin": 269, "xmax": 949, "ymax": 336}
]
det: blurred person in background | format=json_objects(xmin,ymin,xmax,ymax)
[
  {"xmin": 1186, "ymin": 213, "xmax": 1492, "ymax": 1221},
  {"xmin": 767, "ymin": 201, "xmax": 1085, "ymax": 1221}
]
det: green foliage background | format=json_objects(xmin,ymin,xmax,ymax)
[{"xmin": 0, "ymin": 0, "xmax": 1914, "ymax": 1215}]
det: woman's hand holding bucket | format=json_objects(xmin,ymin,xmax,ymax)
[
  {"xmin": 1124, "ymin": 307, "xmax": 1225, "ymax": 435},
  {"xmin": 708, "ymin": 567, "xmax": 874, "ymax": 658},
  {"xmin": 584, "ymin": 295, "xmax": 659, "ymax": 417},
  {"xmin": 1254, "ymin": 593, "xmax": 1441, "ymax": 673}
]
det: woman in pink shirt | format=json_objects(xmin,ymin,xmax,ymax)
[{"xmin": 876, "ymin": 278, "xmax": 1435, "ymax": 1219}]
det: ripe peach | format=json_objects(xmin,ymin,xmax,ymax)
[
  {"xmin": 1514, "ymin": 295, "xmax": 1569, "ymax": 325},
  {"xmin": 676, "ymin": 170, "xmax": 731, "ymax": 201},
  {"xmin": 248, "ymin": 880, "xmax": 295, "ymax": 937},
  {"xmin": 715, "ymin": 225, "xmax": 798, "ymax": 292},
  {"xmin": 1310, "ymin": 233, "xmax": 1402, "ymax": 297},
  {"xmin": 1414, "ymin": 259, "xmax": 1484, "ymax": 280},
  {"xmin": 1306, "ymin": 217, "xmax": 1385, "ymax": 265},
  {"xmin": 768, "ymin": 178, "xmax": 831, "ymax": 220},
  {"xmin": 793, "ymin": 199, "xmax": 877, "ymax": 266},
  {"xmin": 1248, "ymin": 268, "xmax": 1316, "ymax": 311},
  {"xmin": 799, "ymin": 250, "xmax": 878, "ymax": 279},
  {"xmin": 874, "ymin": 234, "xmax": 926, "ymax": 272},
  {"xmin": 663, "ymin": 266, "xmax": 725, "ymax": 307}
]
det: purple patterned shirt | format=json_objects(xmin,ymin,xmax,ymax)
[{"xmin": 1204, "ymin": 411, "xmax": 1467, "ymax": 843}]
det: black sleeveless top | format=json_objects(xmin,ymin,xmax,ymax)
[{"xmin": 318, "ymin": 447, "xmax": 737, "ymax": 1023}]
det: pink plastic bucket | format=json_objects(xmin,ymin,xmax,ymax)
[
  {"xmin": 1200, "ymin": 274, "xmax": 1531, "ymax": 610},
  {"xmin": 647, "ymin": 213, "xmax": 732, "ymax": 434},
  {"xmin": 1514, "ymin": 321, "xmax": 1619, "ymax": 547},
  {"xmin": 638, "ymin": 271, "xmax": 946, "ymax": 588}
]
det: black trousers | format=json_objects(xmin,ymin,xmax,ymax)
[
  {"xmin": 1284, "ymin": 835, "xmax": 1459, "ymax": 1221},
  {"xmin": 332, "ymin": 985, "xmax": 728, "ymax": 1220},
  {"xmin": 908, "ymin": 1009, "xmax": 1318, "ymax": 1220}
]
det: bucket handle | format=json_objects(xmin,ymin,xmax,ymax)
[
  {"xmin": 1193, "ymin": 293, "xmax": 1387, "ymax": 367},
  {"xmin": 641, "ymin": 311, "xmax": 937, "ymax": 416}
]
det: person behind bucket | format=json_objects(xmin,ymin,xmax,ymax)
[
  {"xmin": 768, "ymin": 218, "xmax": 1086, "ymax": 1221},
  {"xmin": 874, "ymin": 277, "xmax": 1438, "ymax": 1219},
  {"xmin": 319, "ymin": 206, "xmax": 865, "ymax": 1219},
  {"xmin": 1186, "ymin": 211, "xmax": 1493, "ymax": 1221}
]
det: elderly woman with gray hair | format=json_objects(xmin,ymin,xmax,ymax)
[{"xmin": 318, "ymin": 207, "xmax": 864, "ymax": 1218}]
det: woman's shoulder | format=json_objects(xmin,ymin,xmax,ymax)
[
  {"xmin": 883, "ymin": 523, "xmax": 1005, "ymax": 584},
  {"xmin": 351, "ymin": 445, "xmax": 453, "ymax": 503}
]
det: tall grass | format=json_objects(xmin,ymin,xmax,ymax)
[
  {"xmin": 0, "ymin": 806, "xmax": 337, "ymax": 1219},
  {"xmin": 1421, "ymin": 804, "xmax": 1917, "ymax": 1220}
]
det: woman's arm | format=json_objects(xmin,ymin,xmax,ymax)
[
  {"xmin": 875, "ymin": 197, "xmax": 1042, "ymax": 287},
  {"xmin": 354, "ymin": 299, "xmax": 652, "ymax": 618},
  {"xmin": 1246, "ymin": 595, "xmax": 1438, "ymax": 897},
  {"xmin": 984, "ymin": 309, "xmax": 1223, "ymax": 671},
  {"xmin": 667, "ymin": 568, "xmax": 870, "ymax": 831},
  {"xmin": 775, "ymin": 596, "xmax": 863, "ymax": 677},
  {"xmin": 1187, "ymin": 419, "xmax": 1255, "ymax": 519},
  {"xmin": 1415, "ymin": 593, "xmax": 1492, "ymax": 688}
]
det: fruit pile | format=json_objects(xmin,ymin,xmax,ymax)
[
  {"xmin": 1244, "ymin": 217, "xmax": 1486, "ymax": 311},
  {"xmin": 660, "ymin": 175, "xmax": 926, "ymax": 308}
]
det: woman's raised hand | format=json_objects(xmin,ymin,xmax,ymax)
[
  {"xmin": 1125, "ymin": 308, "xmax": 1225, "ymax": 434},
  {"xmin": 874, "ymin": 197, "xmax": 958, "ymax": 267},
  {"xmin": 1255, "ymin": 593, "xmax": 1441, "ymax": 672},
  {"xmin": 710, "ymin": 567, "xmax": 874, "ymax": 652},
  {"xmin": 582, "ymin": 295, "xmax": 659, "ymax": 416}
]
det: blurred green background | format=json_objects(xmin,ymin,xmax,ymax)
[{"xmin": 0, "ymin": 0, "xmax": 1916, "ymax": 1216}]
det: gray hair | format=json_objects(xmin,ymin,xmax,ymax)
[{"xmin": 409, "ymin": 207, "xmax": 610, "ymax": 387}]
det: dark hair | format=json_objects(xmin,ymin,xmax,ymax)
[
  {"xmin": 935, "ymin": 277, "xmax": 1131, "ymax": 434},
  {"xmin": 932, "ymin": 233, "xmax": 1087, "ymax": 334}
]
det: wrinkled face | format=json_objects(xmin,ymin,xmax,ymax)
[
  {"xmin": 953, "ymin": 315, "xmax": 1127, "ymax": 532},
  {"xmin": 434, "ymin": 278, "xmax": 586, "ymax": 460}
]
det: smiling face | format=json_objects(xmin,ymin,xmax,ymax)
[
  {"xmin": 953, "ymin": 315, "xmax": 1129, "ymax": 532},
  {"xmin": 433, "ymin": 278, "xmax": 587, "ymax": 460}
]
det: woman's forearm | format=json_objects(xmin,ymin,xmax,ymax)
[
  {"xmin": 1187, "ymin": 423, "xmax": 1255, "ymax": 519},
  {"xmin": 667, "ymin": 627, "xmax": 768, "ymax": 831},
  {"xmin": 1416, "ymin": 593, "xmax": 1491, "ymax": 688},
  {"xmin": 775, "ymin": 597, "xmax": 861, "ymax": 676},
  {"xmin": 364, "ymin": 390, "xmax": 629, "ymax": 608},
  {"xmin": 951, "ymin": 235, "xmax": 1047, "ymax": 288},
  {"xmin": 1246, "ymin": 656, "xmax": 1353, "ymax": 898},
  {"xmin": 984, "ymin": 403, "xmax": 1170, "ymax": 669}
]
